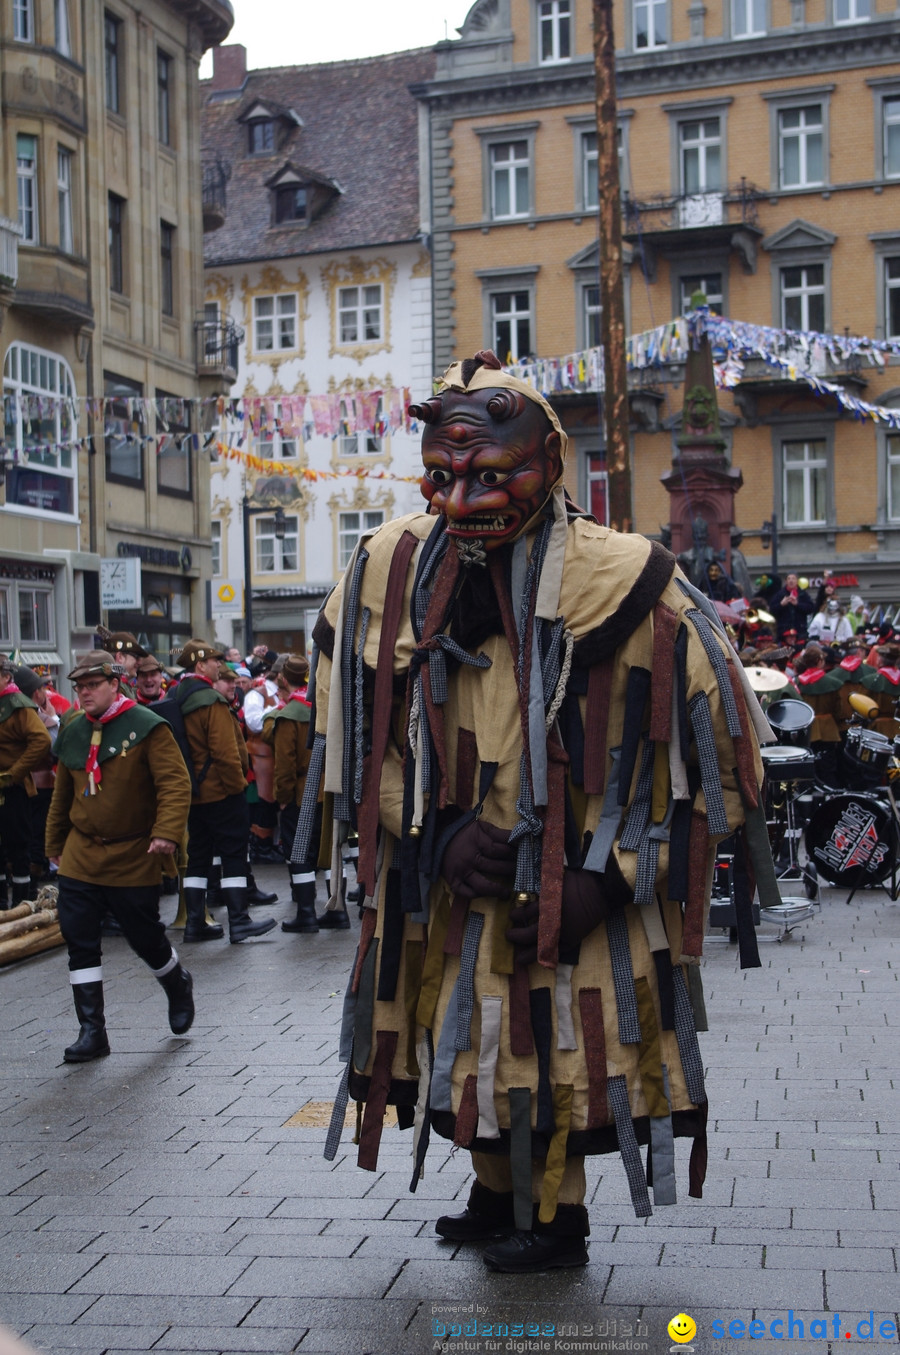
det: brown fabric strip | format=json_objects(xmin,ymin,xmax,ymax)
[
  {"xmin": 578, "ymin": 987, "xmax": 608, "ymax": 1128},
  {"xmin": 404, "ymin": 937, "xmax": 424, "ymax": 1077},
  {"xmin": 455, "ymin": 727, "xmax": 477, "ymax": 812},
  {"xmin": 351, "ymin": 908, "xmax": 378, "ymax": 995},
  {"xmin": 537, "ymin": 737, "xmax": 569, "ymax": 969},
  {"xmin": 649, "ymin": 602, "xmax": 678, "ymax": 742},
  {"xmin": 490, "ymin": 897, "xmax": 515, "ymax": 975},
  {"xmin": 357, "ymin": 1029, "xmax": 398, "ymax": 1171},
  {"xmin": 635, "ymin": 976, "xmax": 670, "ymax": 1119},
  {"xmin": 415, "ymin": 893, "xmax": 451, "ymax": 1029},
  {"xmin": 572, "ymin": 540, "xmax": 676, "ymax": 667},
  {"xmin": 508, "ymin": 962, "xmax": 534, "ymax": 1057},
  {"xmin": 454, "ymin": 1073, "xmax": 479, "ymax": 1148},
  {"xmin": 357, "ymin": 529, "xmax": 419, "ymax": 892},
  {"xmin": 682, "ymin": 811, "xmax": 710, "ymax": 959},
  {"xmin": 444, "ymin": 894, "xmax": 469, "ymax": 958},
  {"xmin": 538, "ymin": 1083, "xmax": 574, "ymax": 1224},
  {"xmin": 726, "ymin": 658, "xmax": 760, "ymax": 812},
  {"xmin": 583, "ymin": 657, "xmax": 614, "ymax": 797}
]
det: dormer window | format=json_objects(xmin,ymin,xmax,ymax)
[
  {"xmin": 249, "ymin": 119, "xmax": 275, "ymax": 154},
  {"xmin": 275, "ymin": 184, "xmax": 307, "ymax": 223}
]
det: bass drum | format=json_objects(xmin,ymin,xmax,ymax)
[
  {"xmin": 766, "ymin": 698, "xmax": 815, "ymax": 748},
  {"xmin": 804, "ymin": 792, "xmax": 893, "ymax": 887}
]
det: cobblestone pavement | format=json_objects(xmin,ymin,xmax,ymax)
[{"xmin": 1, "ymin": 868, "xmax": 898, "ymax": 1355}]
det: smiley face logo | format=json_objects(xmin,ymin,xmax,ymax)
[{"xmin": 667, "ymin": 1313, "xmax": 697, "ymax": 1344}]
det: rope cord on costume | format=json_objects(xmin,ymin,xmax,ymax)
[{"xmin": 545, "ymin": 627, "xmax": 574, "ymax": 731}]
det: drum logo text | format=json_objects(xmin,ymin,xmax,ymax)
[{"xmin": 814, "ymin": 802, "xmax": 888, "ymax": 876}]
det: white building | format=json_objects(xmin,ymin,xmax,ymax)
[{"xmin": 201, "ymin": 43, "xmax": 436, "ymax": 654}]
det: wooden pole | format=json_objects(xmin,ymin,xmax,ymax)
[{"xmin": 593, "ymin": 0, "xmax": 631, "ymax": 532}]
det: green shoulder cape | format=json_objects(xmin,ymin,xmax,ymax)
[
  {"xmin": 55, "ymin": 704, "xmax": 165, "ymax": 772},
  {"xmin": 0, "ymin": 691, "xmax": 37, "ymax": 725}
]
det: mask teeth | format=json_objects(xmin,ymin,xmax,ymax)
[{"xmin": 453, "ymin": 515, "xmax": 509, "ymax": 533}]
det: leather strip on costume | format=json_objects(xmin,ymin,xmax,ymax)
[
  {"xmin": 650, "ymin": 602, "xmax": 677, "ymax": 742},
  {"xmin": 687, "ymin": 962, "xmax": 709, "ymax": 1033},
  {"xmin": 635, "ymin": 976, "xmax": 670, "ymax": 1119},
  {"xmin": 339, "ymin": 961, "xmax": 359, "ymax": 1062},
  {"xmin": 508, "ymin": 1087, "xmax": 534, "ymax": 1231},
  {"xmin": 685, "ymin": 610, "xmax": 743, "ymax": 739},
  {"xmin": 538, "ymin": 1083, "xmax": 575, "ymax": 1224},
  {"xmin": 572, "ymin": 540, "xmax": 676, "ymax": 668},
  {"xmin": 358, "ymin": 1029, "xmax": 398, "ymax": 1171},
  {"xmin": 476, "ymin": 995, "xmax": 503, "ymax": 1139},
  {"xmin": 618, "ymin": 667, "xmax": 652, "ymax": 807},
  {"xmin": 674, "ymin": 623, "xmax": 691, "ymax": 764},
  {"xmin": 688, "ymin": 1096, "xmax": 709, "ymax": 1198},
  {"xmin": 638, "ymin": 899, "xmax": 676, "ymax": 1031},
  {"xmin": 324, "ymin": 1063, "xmax": 350, "ymax": 1162},
  {"xmin": 672, "ymin": 964, "xmax": 706, "ymax": 1105},
  {"xmin": 455, "ymin": 911, "xmax": 485, "ymax": 1052},
  {"xmin": 605, "ymin": 907, "xmax": 642, "ymax": 1046},
  {"xmin": 578, "ymin": 988, "xmax": 608, "ymax": 1127},
  {"xmin": 376, "ymin": 868, "xmax": 404, "ymax": 1002},
  {"xmin": 454, "ymin": 1074, "xmax": 479, "ymax": 1148},
  {"xmin": 291, "ymin": 732, "xmax": 326, "ymax": 865},
  {"xmin": 353, "ymin": 937, "xmax": 379, "ymax": 1073},
  {"xmin": 582, "ymin": 746, "xmax": 622, "ymax": 874},
  {"xmin": 667, "ymin": 793, "xmax": 695, "ymax": 902},
  {"xmin": 648, "ymin": 1066, "xmax": 678, "ymax": 1207},
  {"xmin": 430, "ymin": 980, "xmax": 461, "ymax": 1113},
  {"xmin": 444, "ymin": 894, "xmax": 469, "ymax": 958},
  {"xmin": 352, "ymin": 908, "xmax": 377, "ymax": 994},
  {"xmin": 732, "ymin": 829, "xmax": 762, "ymax": 970},
  {"xmin": 683, "ymin": 810, "xmax": 711, "ymax": 959},
  {"xmin": 334, "ymin": 546, "xmax": 369, "ymax": 819},
  {"xmin": 416, "ymin": 894, "xmax": 451, "ymax": 1029},
  {"xmin": 608, "ymin": 1073, "xmax": 652, "ymax": 1218},
  {"xmin": 668, "ymin": 679, "xmax": 691, "ymax": 801},
  {"xmin": 725, "ymin": 658, "xmax": 760, "ymax": 811},
  {"xmin": 740, "ymin": 786, "xmax": 783, "ymax": 915},
  {"xmin": 508, "ymin": 962, "xmax": 534, "ymax": 1057},
  {"xmin": 455, "ymin": 728, "xmax": 477, "ymax": 810},
  {"xmin": 404, "ymin": 939, "xmax": 424, "ymax": 1076},
  {"xmin": 688, "ymin": 691, "xmax": 730, "ymax": 835},
  {"xmin": 537, "ymin": 736, "xmax": 568, "ymax": 968},
  {"xmin": 354, "ymin": 607, "xmax": 370, "ymax": 805},
  {"xmin": 312, "ymin": 610, "xmax": 335, "ymax": 659},
  {"xmin": 530, "ymin": 986, "xmax": 555, "ymax": 1137},
  {"xmin": 561, "ymin": 676, "xmax": 586, "ymax": 789},
  {"xmin": 555, "ymin": 963, "xmax": 577, "ymax": 1050},
  {"xmin": 409, "ymin": 1029, "xmax": 434, "ymax": 1193}
]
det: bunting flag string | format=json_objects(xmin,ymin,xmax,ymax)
[{"xmin": 212, "ymin": 439, "xmax": 422, "ymax": 483}]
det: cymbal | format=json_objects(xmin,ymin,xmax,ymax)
[{"xmin": 745, "ymin": 665, "xmax": 787, "ymax": 693}]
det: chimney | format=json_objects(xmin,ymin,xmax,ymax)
[{"xmin": 209, "ymin": 44, "xmax": 248, "ymax": 93}]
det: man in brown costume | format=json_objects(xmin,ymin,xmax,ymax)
[
  {"xmin": 262, "ymin": 654, "xmax": 317, "ymax": 933},
  {"xmin": 45, "ymin": 651, "xmax": 194, "ymax": 1061},
  {"xmin": 0, "ymin": 654, "xmax": 52, "ymax": 908},
  {"xmin": 296, "ymin": 353, "xmax": 775, "ymax": 1272}
]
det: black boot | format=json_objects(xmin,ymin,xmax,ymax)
[
  {"xmin": 157, "ymin": 962, "xmax": 195, "ymax": 1034},
  {"xmin": 10, "ymin": 876, "xmax": 32, "ymax": 907},
  {"xmin": 482, "ymin": 1204, "xmax": 590, "ymax": 1273},
  {"xmin": 223, "ymin": 883, "xmax": 276, "ymax": 943},
  {"xmin": 246, "ymin": 869, "xmax": 278, "ymax": 906},
  {"xmin": 282, "ymin": 875, "xmax": 319, "ymax": 933},
  {"xmin": 436, "ymin": 1180, "xmax": 516, "ymax": 1242},
  {"xmin": 317, "ymin": 872, "xmax": 351, "ymax": 930},
  {"xmin": 206, "ymin": 860, "xmax": 222, "ymax": 910},
  {"xmin": 64, "ymin": 981, "xmax": 111, "ymax": 1063},
  {"xmin": 183, "ymin": 884, "xmax": 224, "ymax": 942}
]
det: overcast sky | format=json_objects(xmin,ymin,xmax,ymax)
[{"xmin": 201, "ymin": 0, "xmax": 477, "ymax": 74}]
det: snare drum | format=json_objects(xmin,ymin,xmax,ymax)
[
  {"xmin": 766, "ymin": 698, "xmax": 815, "ymax": 748},
  {"xmin": 760, "ymin": 745, "xmax": 817, "ymax": 781},
  {"xmin": 845, "ymin": 726, "xmax": 893, "ymax": 774}
]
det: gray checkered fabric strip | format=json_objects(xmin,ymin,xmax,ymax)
[
  {"xmin": 354, "ymin": 606, "xmax": 370, "ymax": 805},
  {"xmin": 619, "ymin": 739, "xmax": 656, "ymax": 851},
  {"xmin": 688, "ymin": 690, "xmax": 730, "ymax": 835},
  {"xmin": 606, "ymin": 907, "xmax": 642, "ymax": 1045},
  {"xmin": 292, "ymin": 732, "xmax": 326, "ymax": 864},
  {"xmin": 324, "ymin": 1063, "xmax": 350, "ymax": 1162},
  {"xmin": 608, "ymin": 1074, "xmax": 652, "ymax": 1218},
  {"xmin": 455, "ymin": 910, "xmax": 485, "ymax": 1052},
  {"xmin": 634, "ymin": 834, "xmax": 661, "ymax": 909},
  {"xmin": 650, "ymin": 1066, "xmax": 677, "ymax": 1207},
  {"xmin": 686, "ymin": 609, "xmax": 742, "ymax": 737},
  {"xmin": 672, "ymin": 964, "xmax": 706, "ymax": 1104}
]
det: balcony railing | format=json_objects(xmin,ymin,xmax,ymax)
[
  {"xmin": 0, "ymin": 216, "xmax": 22, "ymax": 287},
  {"xmin": 624, "ymin": 179, "xmax": 763, "ymax": 236},
  {"xmin": 202, "ymin": 159, "xmax": 230, "ymax": 232},
  {"xmin": 195, "ymin": 314, "xmax": 243, "ymax": 383}
]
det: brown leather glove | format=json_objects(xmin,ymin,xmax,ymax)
[
  {"xmin": 506, "ymin": 867, "xmax": 612, "ymax": 966},
  {"xmin": 439, "ymin": 817, "xmax": 516, "ymax": 900}
]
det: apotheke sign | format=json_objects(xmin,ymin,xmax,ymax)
[{"xmin": 117, "ymin": 541, "xmax": 193, "ymax": 572}]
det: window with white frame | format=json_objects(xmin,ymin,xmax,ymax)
[
  {"xmin": 781, "ymin": 263, "xmax": 825, "ymax": 331},
  {"xmin": 834, "ymin": 0, "xmax": 869, "ymax": 21},
  {"xmin": 680, "ymin": 119, "xmax": 721, "ymax": 194},
  {"xmin": 583, "ymin": 283, "xmax": 602, "ymax": 347},
  {"xmin": 338, "ymin": 285, "xmax": 383, "ymax": 344},
  {"xmin": 18, "ymin": 586, "xmax": 53, "ymax": 644},
  {"xmin": 539, "ymin": 0, "xmax": 571, "ymax": 63},
  {"xmin": 338, "ymin": 510, "xmax": 384, "ymax": 570},
  {"xmin": 3, "ymin": 342, "xmax": 77, "ymax": 516},
  {"xmin": 491, "ymin": 141, "xmax": 530, "ymax": 220},
  {"xmin": 783, "ymin": 439, "xmax": 827, "ymax": 525},
  {"xmin": 255, "ymin": 514, "xmax": 299, "ymax": 573},
  {"xmin": 253, "ymin": 293, "xmax": 297, "ymax": 351},
  {"xmin": 634, "ymin": 0, "xmax": 667, "ymax": 48},
  {"xmin": 57, "ymin": 148, "xmax": 73, "ymax": 254},
  {"xmin": 13, "ymin": 0, "xmax": 33, "ymax": 42},
  {"xmin": 680, "ymin": 273, "xmax": 723, "ymax": 315},
  {"xmin": 887, "ymin": 436, "xmax": 900, "ymax": 520},
  {"xmin": 732, "ymin": 0, "xmax": 765, "ymax": 36},
  {"xmin": 104, "ymin": 371, "xmax": 143, "ymax": 483},
  {"xmin": 778, "ymin": 104, "xmax": 824, "ymax": 188},
  {"xmin": 210, "ymin": 520, "xmax": 222, "ymax": 576},
  {"xmin": 55, "ymin": 0, "xmax": 71, "ymax": 54},
  {"xmin": 883, "ymin": 96, "xmax": 900, "ymax": 179},
  {"xmin": 885, "ymin": 258, "xmax": 900, "ymax": 339},
  {"xmin": 17, "ymin": 135, "xmax": 38, "ymax": 244},
  {"xmin": 491, "ymin": 290, "xmax": 533, "ymax": 361},
  {"xmin": 338, "ymin": 396, "xmax": 382, "ymax": 458}
]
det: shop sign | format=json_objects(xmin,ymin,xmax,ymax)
[
  {"xmin": 101, "ymin": 557, "xmax": 142, "ymax": 609},
  {"xmin": 117, "ymin": 541, "xmax": 193, "ymax": 572},
  {"xmin": 211, "ymin": 579, "xmax": 243, "ymax": 615}
]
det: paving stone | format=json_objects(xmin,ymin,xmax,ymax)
[
  {"xmin": 68, "ymin": 1254, "xmax": 253, "ymax": 1296},
  {"xmin": 22, "ymin": 1324, "xmax": 168, "ymax": 1349}
]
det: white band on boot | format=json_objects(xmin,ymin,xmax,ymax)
[
  {"xmin": 184, "ymin": 877, "xmax": 208, "ymax": 890},
  {"xmin": 220, "ymin": 876, "xmax": 247, "ymax": 889},
  {"xmin": 70, "ymin": 967, "xmax": 102, "ymax": 984},
  {"xmin": 291, "ymin": 871, "xmax": 315, "ymax": 885},
  {"xmin": 150, "ymin": 950, "xmax": 179, "ymax": 978},
  {"xmin": 11, "ymin": 875, "xmax": 30, "ymax": 884}
]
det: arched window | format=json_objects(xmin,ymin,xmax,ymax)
[{"xmin": 3, "ymin": 342, "xmax": 78, "ymax": 516}]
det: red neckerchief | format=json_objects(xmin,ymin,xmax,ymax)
[
  {"xmin": 880, "ymin": 667, "xmax": 900, "ymax": 685},
  {"xmin": 185, "ymin": 673, "xmax": 213, "ymax": 687},
  {"xmin": 0, "ymin": 682, "xmax": 21, "ymax": 697},
  {"xmin": 287, "ymin": 688, "xmax": 310, "ymax": 706},
  {"xmin": 797, "ymin": 668, "xmax": 825, "ymax": 686},
  {"xmin": 135, "ymin": 692, "xmax": 159, "ymax": 706},
  {"xmin": 840, "ymin": 656, "xmax": 862, "ymax": 672},
  {"xmin": 84, "ymin": 694, "xmax": 137, "ymax": 794}
]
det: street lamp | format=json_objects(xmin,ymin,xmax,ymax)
[{"xmin": 241, "ymin": 496, "xmax": 285, "ymax": 656}]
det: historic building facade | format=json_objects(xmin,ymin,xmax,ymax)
[
  {"xmin": 0, "ymin": 0, "xmax": 234, "ymax": 680},
  {"xmin": 201, "ymin": 44, "xmax": 435, "ymax": 654},
  {"xmin": 415, "ymin": 0, "xmax": 900, "ymax": 597}
]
